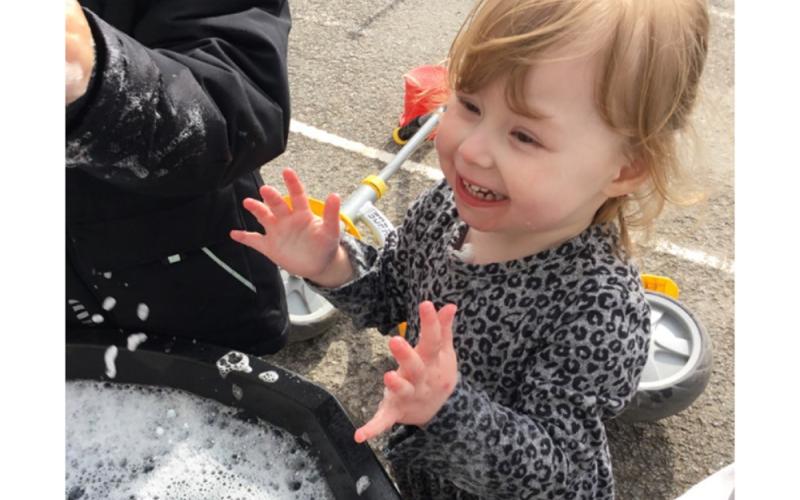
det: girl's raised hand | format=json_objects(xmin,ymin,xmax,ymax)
[
  {"xmin": 230, "ymin": 168, "xmax": 343, "ymax": 280},
  {"xmin": 354, "ymin": 301, "xmax": 459, "ymax": 443}
]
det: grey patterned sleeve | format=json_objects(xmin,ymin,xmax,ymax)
[
  {"xmin": 386, "ymin": 292, "xmax": 650, "ymax": 499},
  {"xmin": 311, "ymin": 233, "xmax": 410, "ymax": 333},
  {"xmin": 308, "ymin": 189, "xmax": 432, "ymax": 333}
]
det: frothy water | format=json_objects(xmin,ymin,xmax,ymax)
[{"xmin": 66, "ymin": 380, "xmax": 335, "ymax": 499}]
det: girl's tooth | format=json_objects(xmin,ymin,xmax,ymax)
[{"xmin": 462, "ymin": 178, "xmax": 507, "ymax": 200}]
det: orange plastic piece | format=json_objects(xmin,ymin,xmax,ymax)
[{"xmin": 641, "ymin": 274, "xmax": 680, "ymax": 299}]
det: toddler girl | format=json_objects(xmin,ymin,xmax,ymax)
[{"xmin": 232, "ymin": 0, "xmax": 709, "ymax": 498}]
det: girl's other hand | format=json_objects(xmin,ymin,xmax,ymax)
[
  {"xmin": 231, "ymin": 168, "xmax": 343, "ymax": 280},
  {"xmin": 354, "ymin": 301, "xmax": 459, "ymax": 443}
]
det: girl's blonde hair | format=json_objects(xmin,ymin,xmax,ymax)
[{"xmin": 447, "ymin": 0, "xmax": 709, "ymax": 253}]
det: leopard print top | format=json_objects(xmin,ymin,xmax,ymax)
[{"xmin": 314, "ymin": 180, "xmax": 651, "ymax": 499}]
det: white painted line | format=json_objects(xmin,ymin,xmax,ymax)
[
  {"xmin": 290, "ymin": 119, "xmax": 443, "ymax": 181},
  {"xmin": 650, "ymin": 239, "xmax": 734, "ymax": 275},
  {"xmin": 289, "ymin": 119, "xmax": 734, "ymax": 274},
  {"xmin": 710, "ymin": 6, "xmax": 734, "ymax": 21}
]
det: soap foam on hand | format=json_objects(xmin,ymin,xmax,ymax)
[{"xmin": 66, "ymin": 380, "xmax": 334, "ymax": 500}]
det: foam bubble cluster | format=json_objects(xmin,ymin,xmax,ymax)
[
  {"xmin": 136, "ymin": 303, "xmax": 150, "ymax": 321},
  {"xmin": 104, "ymin": 346, "xmax": 118, "ymax": 379},
  {"xmin": 66, "ymin": 380, "xmax": 334, "ymax": 499},
  {"xmin": 356, "ymin": 475, "xmax": 371, "ymax": 495},
  {"xmin": 126, "ymin": 333, "xmax": 147, "ymax": 352},
  {"xmin": 259, "ymin": 370, "xmax": 280, "ymax": 383},
  {"xmin": 216, "ymin": 351, "xmax": 253, "ymax": 379},
  {"xmin": 231, "ymin": 384, "xmax": 244, "ymax": 401},
  {"xmin": 102, "ymin": 297, "xmax": 117, "ymax": 311}
]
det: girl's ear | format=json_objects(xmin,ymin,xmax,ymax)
[{"xmin": 604, "ymin": 157, "xmax": 649, "ymax": 198}]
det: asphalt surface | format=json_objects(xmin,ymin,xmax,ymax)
[{"xmin": 261, "ymin": 1, "xmax": 735, "ymax": 499}]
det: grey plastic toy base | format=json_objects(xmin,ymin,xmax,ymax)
[
  {"xmin": 282, "ymin": 269, "xmax": 339, "ymax": 343},
  {"xmin": 618, "ymin": 291, "xmax": 713, "ymax": 422}
]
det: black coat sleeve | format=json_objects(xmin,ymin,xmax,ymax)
[{"xmin": 65, "ymin": 0, "xmax": 291, "ymax": 197}]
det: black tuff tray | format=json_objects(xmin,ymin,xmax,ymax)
[{"xmin": 66, "ymin": 329, "xmax": 401, "ymax": 500}]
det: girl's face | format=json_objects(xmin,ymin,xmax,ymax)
[{"xmin": 435, "ymin": 51, "xmax": 641, "ymax": 253}]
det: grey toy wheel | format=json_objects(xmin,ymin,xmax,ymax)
[
  {"xmin": 619, "ymin": 291, "xmax": 713, "ymax": 422},
  {"xmin": 281, "ymin": 269, "xmax": 339, "ymax": 343}
]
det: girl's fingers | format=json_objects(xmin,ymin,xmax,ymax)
[
  {"xmin": 259, "ymin": 184, "xmax": 292, "ymax": 218},
  {"xmin": 229, "ymin": 230, "xmax": 267, "ymax": 251},
  {"xmin": 282, "ymin": 168, "xmax": 311, "ymax": 214},
  {"xmin": 321, "ymin": 193, "xmax": 342, "ymax": 236},
  {"xmin": 437, "ymin": 303, "xmax": 458, "ymax": 352},
  {"xmin": 384, "ymin": 370, "xmax": 415, "ymax": 399},
  {"xmin": 416, "ymin": 301, "xmax": 443, "ymax": 362},
  {"xmin": 242, "ymin": 197, "xmax": 276, "ymax": 229},
  {"xmin": 389, "ymin": 336, "xmax": 425, "ymax": 384},
  {"xmin": 354, "ymin": 405, "xmax": 396, "ymax": 443}
]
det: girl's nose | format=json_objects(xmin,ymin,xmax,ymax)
[{"xmin": 457, "ymin": 126, "xmax": 493, "ymax": 169}]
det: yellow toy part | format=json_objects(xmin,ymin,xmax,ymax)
[
  {"xmin": 361, "ymin": 175, "xmax": 388, "ymax": 200},
  {"xmin": 392, "ymin": 127, "xmax": 408, "ymax": 146},
  {"xmin": 282, "ymin": 195, "xmax": 362, "ymax": 239},
  {"xmin": 640, "ymin": 274, "xmax": 680, "ymax": 299}
]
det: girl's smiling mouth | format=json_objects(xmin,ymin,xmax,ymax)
[{"xmin": 456, "ymin": 175, "xmax": 509, "ymax": 205}]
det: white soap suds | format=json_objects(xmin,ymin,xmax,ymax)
[
  {"xmin": 216, "ymin": 351, "xmax": 253, "ymax": 379},
  {"xmin": 231, "ymin": 384, "xmax": 244, "ymax": 401},
  {"xmin": 136, "ymin": 303, "xmax": 150, "ymax": 321},
  {"xmin": 356, "ymin": 475, "xmax": 371, "ymax": 495},
  {"xmin": 126, "ymin": 333, "xmax": 148, "ymax": 351},
  {"xmin": 66, "ymin": 381, "xmax": 334, "ymax": 499},
  {"xmin": 102, "ymin": 297, "xmax": 117, "ymax": 311},
  {"xmin": 259, "ymin": 371, "xmax": 280, "ymax": 383},
  {"xmin": 104, "ymin": 346, "xmax": 119, "ymax": 379}
]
